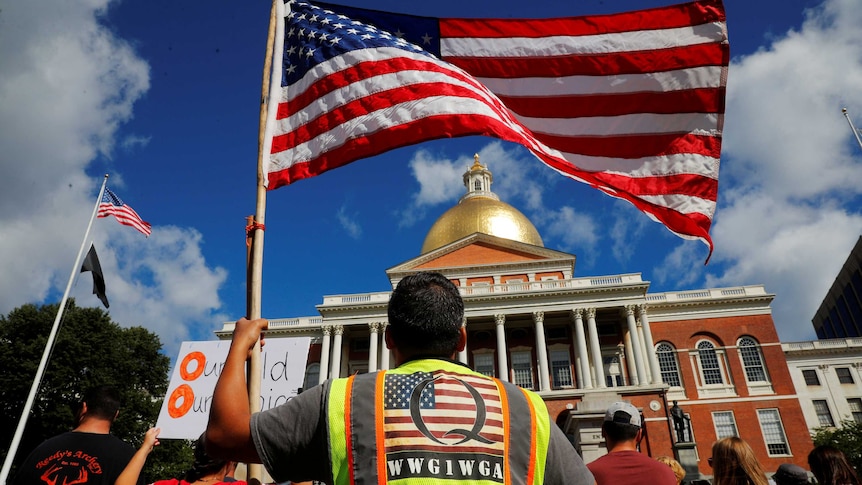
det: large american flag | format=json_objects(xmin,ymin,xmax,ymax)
[{"xmin": 263, "ymin": 0, "xmax": 728, "ymax": 255}]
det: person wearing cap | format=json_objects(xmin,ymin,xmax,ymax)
[
  {"xmin": 772, "ymin": 463, "xmax": 810, "ymax": 485},
  {"xmin": 587, "ymin": 401, "xmax": 677, "ymax": 485},
  {"xmin": 205, "ymin": 272, "xmax": 595, "ymax": 485}
]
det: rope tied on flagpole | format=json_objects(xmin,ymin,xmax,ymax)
[{"xmin": 246, "ymin": 222, "xmax": 266, "ymax": 247}]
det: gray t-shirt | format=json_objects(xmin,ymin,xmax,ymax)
[{"xmin": 251, "ymin": 368, "xmax": 593, "ymax": 485}]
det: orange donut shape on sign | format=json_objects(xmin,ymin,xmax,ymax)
[
  {"xmin": 167, "ymin": 384, "xmax": 194, "ymax": 418},
  {"xmin": 179, "ymin": 351, "xmax": 206, "ymax": 381}
]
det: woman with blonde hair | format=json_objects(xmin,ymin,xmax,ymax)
[
  {"xmin": 710, "ymin": 437, "xmax": 769, "ymax": 485},
  {"xmin": 656, "ymin": 456, "xmax": 686, "ymax": 484}
]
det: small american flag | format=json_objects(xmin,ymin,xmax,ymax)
[
  {"xmin": 98, "ymin": 188, "xmax": 152, "ymax": 237},
  {"xmin": 263, "ymin": 0, "xmax": 728, "ymax": 258}
]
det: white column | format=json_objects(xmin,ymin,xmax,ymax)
[
  {"xmin": 623, "ymin": 305, "xmax": 647, "ymax": 386},
  {"xmin": 571, "ymin": 309, "xmax": 592, "ymax": 389},
  {"xmin": 586, "ymin": 308, "xmax": 606, "ymax": 388},
  {"xmin": 495, "ymin": 314, "xmax": 509, "ymax": 382},
  {"xmin": 380, "ymin": 323, "xmax": 390, "ymax": 370},
  {"xmin": 637, "ymin": 325, "xmax": 651, "ymax": 384},
  {"xmin": 638, "ymin": 305, "xmax": 662, "ymax": 385},
  {"xmin": 368, "ymin": 322, "xmax": 379, "ymax": 372},
  {"xmin": 458, "ymin": 316, "xmax": 469, "ymax": 365},
  {"xmin": 623, "ymin": 333, "xmax": 636, "ymax": 386},
  {"xmin": 318, "ymin": 325, "xmax": 332, "ymax": 384},
  {"xmin": 330, "ymin": 325, "xmax": 344, "ymax": 379},
  {"xmin": 533, "ymin": 311, "xmax": 550, "ymax": 391}
]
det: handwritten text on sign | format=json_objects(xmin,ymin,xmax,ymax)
[{"xmin": 156, "ymin": 338, "xmax": 311, "ymax": 439}]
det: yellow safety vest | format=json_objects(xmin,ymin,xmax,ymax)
[{"xmin": 325, "ymin": 359, "xmax": 550, "ymax": 485}]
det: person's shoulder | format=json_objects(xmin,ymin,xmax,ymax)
[
  {"xmin": 106, "ymin": 432, "xmax": 137, "ymax": 449},
  {"xmin": 586, "ymin": 452, "xmax": 614, "ymax": 468}
]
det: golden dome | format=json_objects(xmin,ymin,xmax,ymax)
[{"xmin": 420, "ymin": 154, "xmax": 543, "ymax": 253}]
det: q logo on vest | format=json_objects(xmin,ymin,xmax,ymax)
[
  {"xmin": 166, "ymin": 351, "xmax": 205, "ymax": 418},
  {"xmin": 409, "ymin": 376, "xmax": 495, "ymax": 445}
]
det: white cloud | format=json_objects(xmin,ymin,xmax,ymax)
[
  {"xmin": 656, "ymin": 0, "xmax": 862, "ymax": 342},
  {"xmin": 72, "ymin": 226, "xmax": 230, "ymax": 350},
  {"xmin": 337, "ymin": 205, "xmax": 362, "ymax": 239},
  {"xmin": 0, "ymin": 0, "xmax": 227, "ymax": 357},
  {"xmin": 609, "ymin": 206, "xmax": 652, "ymax": 265},
  {"xmin": 121, "ymin": 134, "xmax": 152, "ymax": 151},
  {"xmin": 542, "ymin": 206, "xmax": 599, "ymax": 256}
]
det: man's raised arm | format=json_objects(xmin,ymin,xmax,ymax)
[{"xmin": 204, "ymin": 317, "xmax": 268, "ymax": 463}]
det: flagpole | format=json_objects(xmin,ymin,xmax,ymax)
[
  {"xmin": 0, "ymin": 174, "xmax": 109, "ymax": 485},
  {"xmin": 843, "ymin": 107, "xmax": 862, "ymax": 153},
  {"xmin": 244, "ymin": 0, "xmax": 278, "ymax": 482}
]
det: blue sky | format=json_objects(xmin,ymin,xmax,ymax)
[{"xmin": 1, "ymin": 0, "xmax": 861, "ymax": 360}]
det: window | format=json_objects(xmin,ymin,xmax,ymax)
[
  {"xmin": 813, "ymin": 400, "xmax": 835, "ymax": 427},
  {"xmin": 656, "ymin": 343, "xmax": 682, "ymax": 387},
  {"xmin": 848, "ymin": 398, "xmax": 862, "ymax": 424},
  {"xmin": 604, "ymin": 355, "xmax": 624, "ymax": 387},
  {"xmin": 550, "ymin": 350, "xmax": 573, "ymax": 388},
  {"xmin": 802, "ymin": 369, "xmax": 821, "ymax": 386},
  {"xmin": 712, "ymin": 411, "xmax": 739, "ymax": 439},
  {"xmin": 837, "ymin": 367, "xmax": 855, "ymax": 384},
  {"xmin": 303, "ymin": 363, "xmax": 321, "ymax": 391},
  {"xmin": 738, "ymin": 337, "xmax": 768, "ymax": 382},
  {"xmin": 350, "ymin": 338, "xmax": 370, "ymax": 352},
  {"xmin": 697, "ymin": 341, "xmax": 724, "ymax": 385},
  {"xmin": 473, "ymin": 179, "xmax": 482, "ymax": 191},
  {"xmin": 474, "ymin": 353, "xmax": 495, "ymax": 377},
  {"xmin": 511, "ymin": 351, "xmax": 534, "ymax": 390},
  {"xmin": 757, "ymin": 409, "xmax": 790, "ymax": 455}
]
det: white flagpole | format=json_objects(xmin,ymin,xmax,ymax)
[
  {"xmin": 0, "ymin": 174, "xmax": 109, "ymax": 485},
  {"xmin": 842, "ymin": 107, "xmax": 862, "ymax": 153}
]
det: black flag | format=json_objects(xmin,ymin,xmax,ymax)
[{"xmin": 80, "ymin": 244, "xmax": 109, "ymax": 308}]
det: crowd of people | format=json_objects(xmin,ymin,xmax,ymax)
[{"xmin": 9, "ymin": 272, "xmax": 862, "ymax": 485}]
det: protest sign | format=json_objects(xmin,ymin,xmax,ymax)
[{"xmin": 156, "ymin": 337, "xmax": 311, "ymax": 439}]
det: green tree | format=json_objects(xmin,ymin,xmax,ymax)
[
  {"xmin": 0, "ymin": 300, "xmax": 192, "ymax": 482},
  {"xmin": 812, "ymin": 419, "xmax": 862, "ymax": 475}
]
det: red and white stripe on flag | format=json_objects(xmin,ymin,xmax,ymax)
[{"xmin": 264, "ymin": 0, "xmax": 728, "ymax": 257}]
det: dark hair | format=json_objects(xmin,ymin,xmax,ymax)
[
  {"xmin": 81, "ymin": 385, "xmax": 121, "ymax": 421},
  {"xmin": 387, "ymin": 272, "xmax": 464, "ymax": 358},
  {"xmin": 808, "ymin": 445, "xmax": 860, "ymax": 485},
  {"xmin": 185, "ymin": 435, "xmax": 229, "ymax": 482},
  {"xmin": 601, "ymin": 420, "xmax": 640, "ymax": 442}
]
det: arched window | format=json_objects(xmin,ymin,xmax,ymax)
[
  {"xmin": 473, "ymin": 179, "xmax": 482, "ymax": 191},
  {"xmin": 697, "ymin": 341, "xmax": 724, "ymax": 385},
  {"xmin": 303, "ymin": 363, "xmax": 321, "ymax": 391},
  {"xmin": 656, "ymin": 342, "xmax": 682, "ymax": 387},
  {"xmin": 738, "ymin": 337, "xmax": 768, "ymax": 382}
]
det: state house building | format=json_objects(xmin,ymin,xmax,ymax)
[{"xmin": 219, "ymin": 157, "xmax": 812, "ymax": 479}]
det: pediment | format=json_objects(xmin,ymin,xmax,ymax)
[{"xmin": 386, "ymin": 233, "xmax": 575, "ymax": 282}]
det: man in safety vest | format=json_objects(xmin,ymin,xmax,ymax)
[{"xmin": 205, "ymin": 271, "xmax": 595, "ymax": 485}]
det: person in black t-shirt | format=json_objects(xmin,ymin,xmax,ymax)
[{"xmin": 11, "ymin": 385, "xmax": 140, "ymax": 485}]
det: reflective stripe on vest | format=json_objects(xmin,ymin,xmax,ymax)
[{"xmin": 326, "ymin": 360, "xmax": 549, "ymax": 485}]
